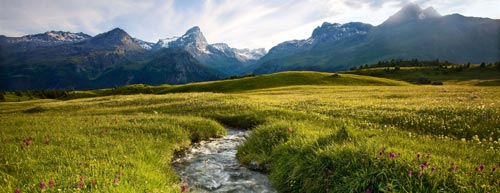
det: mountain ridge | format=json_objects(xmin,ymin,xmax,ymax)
[{"xmin": 251, "ymin": 3, "xmax": 500, "ymax": 74}]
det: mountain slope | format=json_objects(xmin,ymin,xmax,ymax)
[{"xmin": 252, "ymin": 3, "xmax": 500, "ymax": 74}]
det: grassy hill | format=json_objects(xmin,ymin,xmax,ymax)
[
  {"xmin": 1, "ymin": 71, "xmax": 409, "ymax": 102},
  {"xmin": 158, "ymin": 71, "xmax": 410, "ymax": 93},
  {"xmin": 346, "ymin": 65, "xmax": 500, "ymax": 85}
]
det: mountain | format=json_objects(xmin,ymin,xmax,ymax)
[
  {"xmin": 0, "ymin": 28, "xmax": 222, "ymax": 90},
  {"xmin": 154, "ymin": 26, "xmax": 267, "ymax": 75},
  {"xmin": 0, "ymin": 31, "xmax": 91, "ymax": 52},
  {"xmin": 252, "ymin": 3, "xmax": 500, "ymax": 74}
]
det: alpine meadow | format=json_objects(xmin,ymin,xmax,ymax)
[{"xmin": 1, "ymin": 1, "xmax": 500, "ymax": 193}]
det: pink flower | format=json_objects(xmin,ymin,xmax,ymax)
[
  {"xmin": 40, "ymin": 181, "xmax": 46, "ymax": 189},
  {"xmin": 365, "ymin": 189, "xmax": 371, "ymax": 193},
  {"xmin": 91, "ymin": 179, "xmax": 96, "ymax": 184},
  {"xmin": 450, "ymin": 166, "xmax": 457, "ymax": 173},
  {"xmin": 416, "ymin": 153, "xmax": 421, "ymax": 160},
  {"xmin": 80, "ymin": 176, "xmax": 85, "ymax": 182},
  {"xmin": 49, "ymin": 180, "xmax": 54, "ymax": 187},
  {"xmin": 15, "ymin": 189, "xmax": 20, "ymax": 193},
  {"xmin": 479, "ymin": 165, "xmax": 485, "ymax": 171},
  {"xmin": 181, "ymin": 185, "xmax": 188, "ymax": 192},
  {"xmin": 45, "ymin": 136, "xmax": 49, "ymax": 145},
  {"xmin": 426, "ymin": 152, "xmax": 431, "ymax": 159},
  {"xmin": 492, "ymin": 167, "xmax": 497, "ymax": 172},
  {"xmin": 379, "ymin": 150, "xmax": 385, "ymax": 156},
  {"xmin": 114, "ymin": 178, "xmax": 119, "ymax": 184},
  {"xmin": 431, "ymin": 167, "xmax": 436, "ymax": 172},
  {"xmin": 389, "ymin": 152, "xmax": 395, "ymax": 159},
  {"xmin": 77, "ymin": 182, "xmax": 83, "ymax": 189},
  {"xmin": 23, "ymin": 140, "xmax": 30, "ymax": 146},
  {"xmin": 29, "ymin": 136, "xmax": 33, "ymax": 141},
  {"xmin": 408, "ymin": 170, "xmax": 413, "ymax": 177}
]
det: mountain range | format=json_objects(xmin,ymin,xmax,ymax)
[
  {"xmin": 1, "ymin": 3, "xmax": 499, "ymax": 90},
  {"xmin": 252, "ymin": 3, "xmax": 500, "ymax": 74}
]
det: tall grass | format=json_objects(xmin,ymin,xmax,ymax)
[{"xmin": 1, "ymin": 85, "xmax": 499, "ymax": 192}]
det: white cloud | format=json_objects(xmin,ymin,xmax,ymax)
[{"xmin": 1, "ymin": 0, "xmax": 499, "ymax": 50}]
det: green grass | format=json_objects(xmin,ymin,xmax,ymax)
[
  {"xmin": 346, "ymin": 65, "xmax": 500, "ymax": 85},
  {"xmin": 158, "ymin": 71, "xmax": 410, "ymax": 93},
  {"xmin": 1, "ymin": 73, "xmax": 499, "ymax": 192}
]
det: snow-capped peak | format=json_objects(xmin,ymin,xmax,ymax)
[
  {"xmin": 133, "ymin": 38, "xmax": 155, "ymax": 50},
  {"xmin": 157, "ymin": 36, "xmax": 179, "ymax": 48}
]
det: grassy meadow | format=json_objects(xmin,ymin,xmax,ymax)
[{"xmin": 1, "ymin": 72, "xmax": 500, "ymax": 192}]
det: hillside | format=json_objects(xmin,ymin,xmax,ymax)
[
  {"xmin": 346, "ymin": 65, "xmax": 500, "ymax": 86},
  {"xmin": 159, "ymin": 71, "xmax": 410, "ymax": 93}
]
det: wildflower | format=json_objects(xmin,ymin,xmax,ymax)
[
  {"xmin": 80, "ymin": 176, "xmax": 85, "ymax": 182},
  {"xmin": 77, "ymin": 182, "xmax": 83, "ymax": 189},
  {"xmin": 492, "ymin": 167, "xmax": 497, "ymax": 172},
  {"xmin": 23, "ymin": 140, "xmax": 30, "ymax": 146},
  {"xmin": 416, "ymin": 153, "xmax": 421, "ymax": 160},
  {"xmin": 91, "ymin": 179, "xmax": 95, "ymax": 184},
  {"xmin": 45, "ymin": 136, "xmax": 49, "ymax": 145},
  {"xmin": 15, "ymin": 189, "xmax": 20, "ymax": 193},
  {"xmin": 420, "ymin": 162, "xmax": 428, "ymax": 170},
  {"xmin": 408, "ymin": 170, "xmax": 413, "ymax": 177},
  {"xmin": 385, "ymin": 184, "xmax": 391, "ymax": 191},
  {"xmin": 426, "ymin": 152, "xmax": 431, "ymax": 159},
  {"xmin": 29, "ymin": 136, "xmax": 33, "ymax": 141},
  {"xmin": 431, "ymin": 167, "xmax": 436, "ymax": 172},
  {"xmin": 118, "ymin": 172, "xmax": 123, "ymax": 177},
  {"xmin": 450, "ymin": 166, "xmax": 457, "ymax": 173},
  {"xmin": 379, "ymin": 150, "xmax": 385, "ymax": 156},
  {"xmin": 397, "ymin": 153, "xmax": 401, "ymax": 157},
  {"xmin": 49, "ymin": 180, "xmax": 54, "ymax": 187},
  {"xmin": 114, "ymin": 178, "xmax": 119, "ymax": 184},
  {"xmin": 181, "ymin": 185, "xmax": 188, "ymax": 192},
  {"xmin": 40, "ymin": 181, "xmax": 46, "ymax": 189},
  {"xmin": 479, "ymin": 165, "xmax": 485, "ymax": 171},
  {"xmin": 389, "ymin": 152, "xmax": 395, "ymax": 159}
]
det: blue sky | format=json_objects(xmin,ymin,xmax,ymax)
[{"xmin": 1, "ymin": 0, "xmax": 499, "ymax": 50}]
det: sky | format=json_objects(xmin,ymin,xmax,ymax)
[{"xmin": 1, "ymin": 0, "xmax": 499, "ymax": 50}]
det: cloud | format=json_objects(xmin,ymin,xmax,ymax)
[{"xmin": 1, "ymin": 0, "xmax": 499, "ymax": 50}]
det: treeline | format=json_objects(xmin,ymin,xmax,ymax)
[
  {"xmin": 351, "ymin": 59, "xmax": 500, "ymax": 70},
  {"xmin": 0, "ymin": 89, "xmax": 70, "ymax": 101}
]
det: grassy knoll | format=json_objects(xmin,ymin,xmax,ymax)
[
  {"xmin": 346, "ymin": 65, "xmax": 500, "ymax": 85},
  {"xmin": 1, "ymin": 81, "xmax": 500, "ymax": 192},
  {"xmin": 156, "ymin": 71, "xmax": 410, "ymax": 93},
  {"xmin": 1, "ymin": 71, "xmax": 410, "ymax": 102}
]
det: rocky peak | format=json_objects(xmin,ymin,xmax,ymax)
[
  {"xmin": 311, "ymin": 22, "xmax": 372, "ymax": 42},
  {"xmin": 382, "ymin": 3, "xmax": 442, "ymax": 25},
  {"xmin": 87, "ymin": 28, "xmax": 143, "ymax": 50}
]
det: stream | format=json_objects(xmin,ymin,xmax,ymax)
[{"xmin": 172, "ymin": 128, "xmax": 276, "ymax": 193}]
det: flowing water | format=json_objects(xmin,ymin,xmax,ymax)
[{"xmin": 173, "ymin": 128, "xmax": 276, "ymax": 193}]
